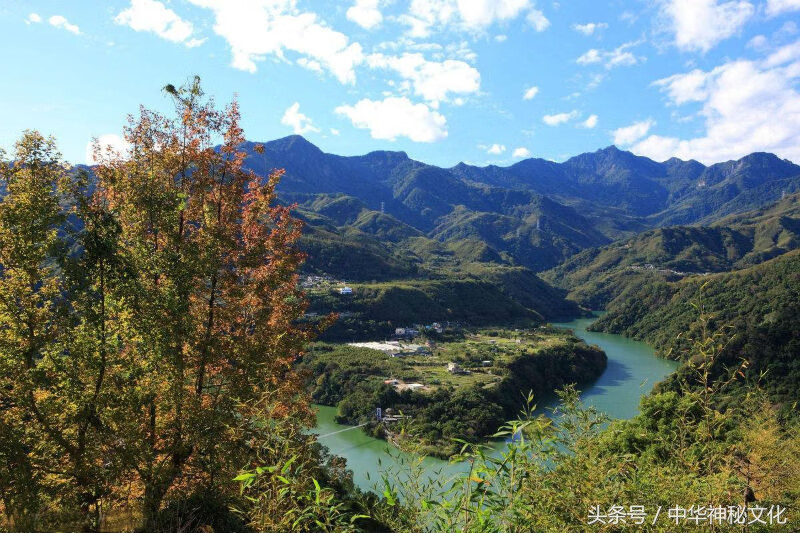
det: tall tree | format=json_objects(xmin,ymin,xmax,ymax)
[
  {"xmin": 0, "ymin": 132, "xmax": 123, "ymax": 532},
  {"xmin": 93, "ymin": 77, "xmax": 316, "ymax": 528},
  {"xmin": 0, "ymin": 131, "xmax": 66, "ymax": 531}
]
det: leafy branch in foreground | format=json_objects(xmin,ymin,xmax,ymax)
[{"xmin": 368, "ymin": 306, "xmax": 800, "ymax": 532}]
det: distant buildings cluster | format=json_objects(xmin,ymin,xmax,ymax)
[
  {"xmin": 347, "ymin": 340, "xmax": 430, "ymax": 358},
  {"xmin": 300, "ymin": 274, "xmax": 339, "ymax": 288},
  {"xmin": 394, "ymin": 321, "xmax": 459, "ymax": 338},
  {"xmin": 381, "ymin": 379, "xmax": 425, "ymax": 392},
  {"xmin": 627, "ymin": 264, "xmax": 707, "ymax": 277}
]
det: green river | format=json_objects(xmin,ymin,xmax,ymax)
[{"xmin": 310, "ymin": 315, "xmax": 678, "ymax": 492}]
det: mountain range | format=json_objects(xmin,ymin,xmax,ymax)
[
  {"xmin": 241, "ymin": 135, "xmax": 800, "ymax": 276},
  {"xmin": 542, "ymin": 191, "xmax": 800, "ymax": 308},
  {"xmin": 43, "ymin": 137, "xmax": 798, "ymax": 333}
]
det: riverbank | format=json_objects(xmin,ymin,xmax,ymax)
[
  {"xmin": 301, "ymin": 326, "xmax": 607, "ymax": 458},
  {"xmin": 312, "ymin": 314, "xmax": 678, "ymax": 491}
]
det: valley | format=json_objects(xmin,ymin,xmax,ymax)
[
  {"xmin": 4, "ymin": 128, "xmax": 800, "ymax": 531},
  {"xmin": 6, "ymin": 3, "xmax": 800, "ymax": 525},
  {"xmin": 299, "ymin": 325, "xmax": 607, "ymax": 457}
]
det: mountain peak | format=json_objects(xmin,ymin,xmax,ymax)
[
  {"xmin": 361, "ymin": 149, "xmax": 410, "ymax": 163},
  {"xmin": 598, "ymin": 145, "xmax": 622, "ymax": 154},
  {"xmin": 264, "ymin": 134, "xmax": 323, "ymax": 155},
  {"xmin": 737, "ymin": 152, "xmax": 795, "ymax": 167}
]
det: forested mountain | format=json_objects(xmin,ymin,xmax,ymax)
[
  {"xmin": 541, "ymin": 192, "xmax": 800, "ymax": 308},
  {"xmin": 7, "ymin": 136, "xmax": 797, "ymax": 331},
  {"xmin": 588, "ymin": 251, "xmax": 800, "ymax": 411},
  {"xmin": 241, "ymin": 136, "xmax": 800, "ymax": 277}
]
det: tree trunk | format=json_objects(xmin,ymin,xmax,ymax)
[{"xmin": 141, "ymin": 482, "xmax": 169, "ymax": 532}]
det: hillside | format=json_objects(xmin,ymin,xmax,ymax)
[
  {"xmin": 541, "ymin": 193, "xmax": 800, "ymax": 308},
  {"xmin": 306, "ymin": 266, "xmax": 583, "ymax": 341},
  {"xmin": 235, "ymin": 138, "xmax": 800, "ymax": 335},
  {"xmin": 588, "ymin": 251, "xmax": 800, "ymax": 410},
  {"xmin": 239, "ymin": 137, "xmax": 800, "ymax": 278}
]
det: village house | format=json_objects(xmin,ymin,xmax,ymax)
[{"xmin": 447, "ymin": 362, "xmax": 465, "ymax": 374}]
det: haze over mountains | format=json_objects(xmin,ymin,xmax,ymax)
[{"xmin": 241, "ymin": 135, "xmax": 800, "ymax": 277}]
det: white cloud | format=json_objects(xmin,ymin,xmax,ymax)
[
  {"xmin": 347, "ymin": 0, "xmax": 382, "ymax": 29},
  {"xmin": 484, "ymin": 143, "xmax": 506, "ymax": 154},
  {"xmin": 512, "ymin": 147, "xmax": 531, "ymax": 158},
  {"xmin": 188, "ymin": 0, "xmax": 364, "ymax": 84},
  {"xmin": 653, "ymin": 69, "xmax": 709, "ymax": 104},
  {"xmin": 766, "ymin": 0, "xmax": 800, "ymax": 16},
  {"xmin": 779, "ymin": 20, "xmax": 799, "ymax": 36},
  {"xmin": 495, "ymin": 34, "xmax": 508, "ymax": 42},
  {"xmin": 366, "ymin": 52, "xmax": 480, "ymax": 103},
  {"xmin": 631, "ymin": 41, "xmax": 800, "ymax": 163},
  {"xmin": 526, "ymin": 9, "xmax": 550, "ymax": 31},
  {"xmin": 764, "ymin": 39, "xmax": 800, "ymax": 67},
  {"xmin": 48, "ymin": 15, "xmax": 80, "ymax": 35},
  {"xmin": 581, "ymin": 114, "xmax": 599, "ymax": 128},
  {"xmin": 612, "ymin": 119, "xmax": 654, "ymax": 146},
  {"xmin": 281, "ymin": 102, "xmax": 320, "ymax": 134},
  {"xmin": 330, "ymin": 128, "xmax": 341, "ymax": 136},
  {"xmin": 659, "ymin": 0, "xmax": 754, "ymax": 53},
  {"xmin": 577, "ymin": 41, "xmax": 642, "ymax": 68},
  {"xmin": 335, "ymin": 96, "xmax": 447, "ymax": 142},
  {"xmin": 748, "ymin": 34, "xmax": 768, "ymax": 49},
  {"xmin": 573, "ymin": 22, "xmax": 607, "ymax": 35},
  {"xmin": 26, "ymin": 13, "xmax": 42, "ymax": 24},
  {"xmin": 522, "ymin": 85, "xmax": 539, "ymax": 100},
  {"xmin": 185, "ymin": 37, "xmax": 206, "ymax": 48},
  {"xmin": 115, "ymin": 0, "xmax": 199, "ymax": 46},
  {"xmin": 85, "ymin": 134, "xmax": 130, "ymax": 165},
  {"xmin": 576, "ymin": 49, "xmax": 601, "ymax": 64},
  {"xmin": 620, "ymin": 11, "xmax": 638, "ymax": 25},
  {"xmin": 400, "ymin": 0, "xmax": 540, "ymax": 37},
  {"xmin": 542, "ymin": 111, "xmax": 578, "ymax": 126}
]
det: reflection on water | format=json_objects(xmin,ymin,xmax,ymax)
[{"xmin": 311, "ymin": 314, "xmax": 678, "ymax": 491}]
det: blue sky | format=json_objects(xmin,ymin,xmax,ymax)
[{"xmin": 1, "ymin": 0, "xmax": 800, "ymax": 167}]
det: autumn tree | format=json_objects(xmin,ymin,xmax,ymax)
[
  {"xmin": 0, "ymin": 132, "xmax": 127, "ymax": 532},
  {"xmin": 0, "ymin": 78, "xmax": 327, "ymax": 531},
  {"xmin": 91, "ymin": 77, "xmax": 317, "ymax": 529}
]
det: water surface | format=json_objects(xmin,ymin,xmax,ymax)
[{"xmin": 312, "ymin": 315, "xmax": 678, "ymax": 491}]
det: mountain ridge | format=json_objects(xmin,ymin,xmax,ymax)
[{"xmin": 242, "ymin": 135, "xmax": 800, "ymax": 274}]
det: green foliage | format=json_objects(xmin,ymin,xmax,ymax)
[
  {"xmin": 234, "ymin": 417, "xmax": 374, "ymax": 533},
  {"xmin": 138, "ymin": 490, "xmax": 252, "ymax": 533},
  {"xmin": 0, "ymin": 131, "xmax": 126, "ymax": 531},
  {"xmin": 592, "ymin": 251, "xmax": 800, "ymax": 411},
  {"xmin": 542, "ymin": 193, "xmax": 800, "ymax": 308},
  {"xmin": 299, "ymin": 333, "xmax": 606, "ymax": 457},
  {"xmin": 298, "ymin": 344, "xmax": 406, "ymax": 406},
  {"xmin": 374, "ymin": 384, "xmax": 800, "ymax": 532}
]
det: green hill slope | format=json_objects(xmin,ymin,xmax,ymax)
[
  {"xmin": 541, "ymin": 193, "xmax": 800, "ymax": 308},
  {"xmin": 589, "ymin": 251, "xmax": 800, "ymax": 409}
]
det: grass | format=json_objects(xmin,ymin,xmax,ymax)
[{"xmin": 321, "ymin": 327, "xmax": 583, "ymax": 393}]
